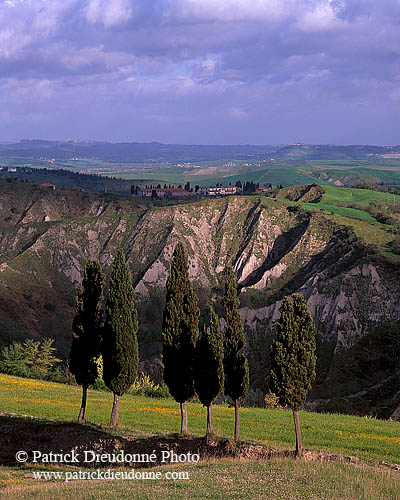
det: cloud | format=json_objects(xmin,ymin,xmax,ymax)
[
  {"xmin": 298, "ymin": 2, "xmax": 345, "ymax": 31},
  {"xmin": 166, "ymin": 0, "xmax": 288, "ymax": 23},
  {"xmin": 0, "ymin": 0, "xmax": 400, "ymax": 143},
  {"xmin": 230, "ymin": 107, "xmax": 248, "ymax": 119},
  {"xmin": 84, "ymin": 0, "xmax": 133, "ymax": 28},
  {"xmin": 0, "ymin": 27, "xmax": 31, "ymax": 58}
]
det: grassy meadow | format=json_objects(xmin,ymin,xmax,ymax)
[
  {"xmin": 274, "ymin": 184, "xmax": 399, "ymax": 258},
  {"xmin": 1, "ymin": 374, "xmax": 399, "ymax": 465},
  {"xmin": 1, "ymin": 374, "xmax": 399, "ymax": 499},
  {"xmin": 318, "ymin": 185, "xmax": 397, "ymax": 206},
  {"xmin": 309, "ymin": 186, "xmax": 399, "ymax": 257}
]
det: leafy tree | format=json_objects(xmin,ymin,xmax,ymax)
[
  {"xmin": 0, "ymin": 338, "xmax": 61, "ymax": 379},
  {"xmin": 69, "ymin": 260, "xmax": 105, "ymax": 422},
  {"xmin": 0, "ymin": 342, "xmax": 29, "ymax": 377},
  {"xmin": 194, "ymin": 306, "xmax": 224, "ymax": 438},
  {"xmin": 22, "ymin": 338, "xmax": 60, "ymax": 379},
  {"xmin": 102, "ymin": 249, "xmax": 139, "ymax": 427},
  {"xmin": 222, "ymin": 263, "xmax": 249, "ymax": 441},
  {"xmin": 30, "ymin": 338, "xmax": 60, "ymax": 378},
  {"xmin": 270, "ymin": 294, "xmax": 317, "ymax": 457},
  {"xmin": 162, "ymin": 241, "xmax": 200, "ymax": 433}
]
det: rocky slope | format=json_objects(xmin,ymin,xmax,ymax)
[{"xmin": 0, "ymin": 181, "xmax": 399, "ymax": 418}]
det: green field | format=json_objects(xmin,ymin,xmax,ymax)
[
  {"xmin": 1, "ymin": 374, "xmax": 400, "ymax": 499},
  {"xmin": 272, "ymin": 189, "xmax": 396, "ymax": 260},
  {"xmin": 104, "ymin": 162, "xmax": 400, "ymax": 190},
  {"xmin": 308, "ymin": 187, "xmax": 398, "ymax": 254},
  {"xmin": 1, "ymin": 374, "xmax": 399, "ymax": 464},
  {"xmin": 273, "ymin": 184, "xmax": 400, "ymax": 259},
  {"xmin": 108, "ymin": 165, "xmax": 323, "ymax": 188},
  {"xmin": 5, "ymin": 153, "xmax": 400, "ymax": 199},
  {"xmin": 319, "ymin": 185, "xmax": 397, "ymax": 206}
]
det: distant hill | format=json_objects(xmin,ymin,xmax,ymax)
[
  {"xmin": 1, "ymin": 140, "xmax": 400, "ymax": 164},
  {"xmin": 273, "ymin": 144, "xmax": 400, "ymax": 160},
  {"xmin": 3, "ymin": 142, "xmax": 400, "ymax": 192},
  {"xmin": 0, "ymin": 167, "xmax": 138, "ymax": 195},
  {"xmin": 0, "ymin": 140, "xmax": 279, "ymax": 163}
]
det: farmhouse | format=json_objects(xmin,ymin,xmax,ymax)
[
  {"xmin": 200, "ymin": 185, "xmax": 238, "ymax": 196},
  {"xmin": 40, "ymin": 183, "xmax": 56, "ymax": 190}
]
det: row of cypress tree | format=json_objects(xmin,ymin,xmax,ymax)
[
  {"xmin": 69, "ymin": 244, "xmax": 250, "ymax": 437},
  {"xmin": 69, "ymin": 249, "xmax": 138, "ymax": 427},
  {"xmin": 69, "ymin": 243, "xmax": 316, "ymax": 456},
  {"xmin": 161, "ymin": 242, "xmax": 317, "ymax": 456},
  {"xmin": 162, "ymin": 242, "xmax": 249, "ymax": 441}
]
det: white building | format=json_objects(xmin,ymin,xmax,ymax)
[{"xmin": 200, "ymin": 185, "xmax": 238, "ymax": 196}]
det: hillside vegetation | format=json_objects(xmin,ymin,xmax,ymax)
[{"xmin": 0, "ymin": 181, "xmax": 400, "ymax": 418}]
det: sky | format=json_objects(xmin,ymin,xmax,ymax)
[{"xmin": 1, "ymin": 0, "xmax": 400, "ymax": 145}]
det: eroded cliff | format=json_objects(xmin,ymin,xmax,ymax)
[{"xmin": 0, "ymin": 182, "xmax": 399, "ymax": 417}]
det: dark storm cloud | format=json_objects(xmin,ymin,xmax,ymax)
[{"xmin": 1, "ymin": 0, "xmax": 400, "ymax": 143}]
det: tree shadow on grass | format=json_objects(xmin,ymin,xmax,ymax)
[
  {"xmin": 0, "ymin": 413, "xmax": 284, "ymax": 469},
  {"xmin": 0, "ymin": 414, "xmax": 367, "ymax": 470}
]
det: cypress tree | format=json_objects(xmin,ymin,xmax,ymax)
[
  {"xmin": 162, "ymin": 241, "xmax": 200, "ymax": 433},
  {"xmin": 270, "ymin": 294, "xmax": 317, "ymax": 457},
  {"xmin": 222, "ymin": 263, "xmax": 249, "ymax": 442},
  {"xmin": 69, "ymin": 260, "xmax": 105, "ymax": 423},
  {"xmin": 194, "ymin": 306, "xmax": 224, "ymax": 439},
  {"xmin": 102, "ymin": 249, "xmax": 139, "ymax": 427}
]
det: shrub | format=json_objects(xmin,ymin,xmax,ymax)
[
  {"xmin": 214, "ymin": 392, "xmax": 234, "ymax": 407},
  {"xmin": 0, "ymin": 342, "xmax": 29, "ymax": 377},
  {"xmin": 129, "ymin": 373, "xmax": 159, "ymax": 394},
  {"xmin": 243, "ymin": 388, "xmax": 266, "ymax": 408},
  {"xmin": 144, "ymin": 382, "xmax": 171, "ymax": 399},
  {"xmin": 375, "ymin": 212, "xmax": 395, "ymax": 225},
  {"xmin": 0, "ymin": 338, "xmax": 61, "ymax": 380},
  {"xmin": 46, "ymin": 365, "xmax": 68, "ymax": 383},
  {"xmin": 264, "ymin": 391, "xmax": 284, "ymax": 409},
  {"xmin": 92, "ymin": 378, "xmax": 111, "ymax": 392},
  {"xmin": 391, "ymin": 235, "xmax": 400, "ymax": 255},
  {"xmin": 324, "ymin": 397, "xmax": 352, "ymax": 415}
]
